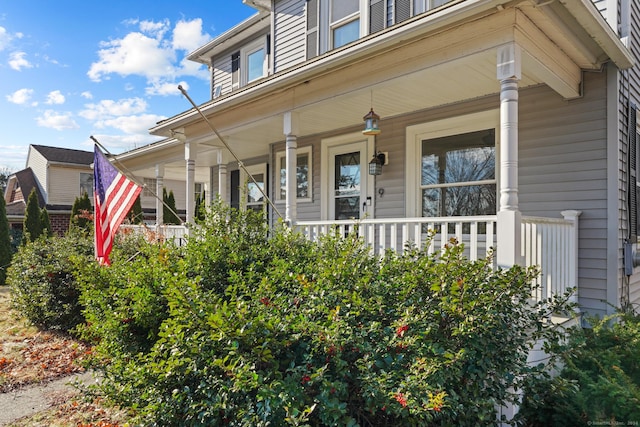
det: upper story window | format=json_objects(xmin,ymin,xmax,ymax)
[
  {"xmin": 79, "ymin": 173, "xmax": 93, "ymax": 198},
  {"xmin": 229, "ymin": 36, "xmax": 268, "ymax": 91},
  {"xmin": 306, "ymin": 0, "xmax": 363, "ymax": 58},
  {"xmin": 331, "ymin": 0, "xmax": 360, "ymax": 48}
]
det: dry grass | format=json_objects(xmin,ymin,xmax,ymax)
[{"xmin": 0, "ymin": 286, "xmax": 131, "ymax": 426}]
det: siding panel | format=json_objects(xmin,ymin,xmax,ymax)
[{"xmin": 274, "ymin": 0, "xmax": 306, "ymax": 72}]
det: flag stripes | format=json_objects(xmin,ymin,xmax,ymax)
[{"xmin": 94, "ymin": 145, "xmax": 142, "ymax": 265}]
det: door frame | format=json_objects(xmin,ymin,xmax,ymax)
[{"xmin": 320, "ymin": 132, "xmax": 376, "ymax": 220}]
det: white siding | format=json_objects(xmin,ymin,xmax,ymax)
[
  {"xmin": 212, "ymin": 54, "xmax": 233, "ymax": 97},
  {"xmin": 25, "ymin": 148, "xmax": 48, "ymax": 202},
  {"xmin": 140, "ymin": 179, "xmax": 185, "ymax": 211},
  {"xmin": 47, "ymin": 166, "xmax": 91, "ymax": 206},
  {"xmin": 274, "ymin": 0, "xmax": 307, "ymax": 72}
]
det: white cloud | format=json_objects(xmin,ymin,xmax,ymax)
[
  {"xmin": 81, "ymin": 91, "xmax": 93, "ymax": 99},
  {"xmin": 6, "ymin": 88, "xmax": 34, "ymax": 105},
  {"xmin": 79, "ymin": 97, "xmax": 148, "ymax": 120},
  {"xmin": 95, "ymin": 114, "xmax": 166, "ymax": 134},
  {"xmin": 87, "ymin": 18, "xmax": 210, "ymax": 89},
  {"xmin": 8, "ymin": 51, "xmax": 33, "ymax": 71},
  {"xmin": 0, "ymin": 26, "xmax": 23, "ymax": 51},
  {"xmin": 36, "ymin": 110, "xmax": 79, "ymax": 131},
  {"xmin": 172, "ymin": 19, "xmax": 209, "ymax": 52},
  {"xmin": 139, "ymin": 19, "xmax": 170, "ymax": 39},
  {"xmin": 87, "ymin": 32, "xmax": 176, "ymax": 82},
  {"xmin": 146, "ymin": 80, "xmax": 187, "ymax": 96},
  {"xmin": 45, "ymin": 90, "xmax": 65, "ymax": 105}
]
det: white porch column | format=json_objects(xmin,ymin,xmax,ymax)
[
  {"xmin": 217, "ymin": 150, "xmax": 227, "ymax": 201},
  {"xmin": 284, "ymin": 112, "xmax": 299, "ymax": 225},
  {"xmin": 497, "ymin": 44, "xmax": 522, "ymax": 268},
  {"xmin": 185, "ymin": 141, "xmax": 197, "ymax": 224},
  {"xmin": 155, "ymin": 163, "xmax": 164, "ymax": 226}
]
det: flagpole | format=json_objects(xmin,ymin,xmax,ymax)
[
  {"xmin": 178, "ymin": 85, "xmax": 284, "ymax": 220},
  {"xmin": 90, "ymin": 136, "xmax": 185, "ymax": 226}
]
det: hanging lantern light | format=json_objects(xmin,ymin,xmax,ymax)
[
  {"xmin": 362, "ymin": 108, "xmax": 381, "ymax": 135},
  {"xmin": 369, "ymin": 152, "xmax": 386, "ymax": 176}
]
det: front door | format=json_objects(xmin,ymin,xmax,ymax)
[{"xmin": 328, "ymin": 141, "xmax": 370, "ymax": 220}]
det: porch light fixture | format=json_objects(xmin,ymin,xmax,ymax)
[
  {"xmin": 369, "ymin": 151, "xmax": 386, "ymax": 176},
  {"xmin": 362, "ymin": 108, "xmax": 381, "ymax": 135}
]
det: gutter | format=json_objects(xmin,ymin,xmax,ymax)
[{"xmin": 558, "ymin": 0, "xmax": 634, "ymax": 69}]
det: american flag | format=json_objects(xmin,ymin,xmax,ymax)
[{"xmin": 93, "ymin": 145, "xmax": 142, "ymax": 265}]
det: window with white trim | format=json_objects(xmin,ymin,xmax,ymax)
[
  {"xmin": 79, "ymin": 173, "xmax": 93, "ymax": 198},
  {"xmin": 420, "ymin": 129, "xmax": 496, "ymax": 217},
  {"xmin": 241, "ymin": 164, "xmax": 268, "ymax": 212},
  {"xmin": 406, "ymin": 110, "xmax": 499, "ymax": 218},
  {"xmin": 306, "ymin": 0, "xmax": 363, "ymax": 58},
  {"xmin": 143, "ymin": 178, "xmax": 157, "ymax": 198},
  {"xmin": 276, "ymin": 147, "xmax": 312, "ymax": 202},
  {"xmin": 242, "ymin": 38, "xmax": 267, "ymax": 85}
]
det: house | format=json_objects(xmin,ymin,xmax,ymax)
[
  {"xmin": 114, "ymin": 0, "xmax": 640, "ymax": 318},
  {"xmin": 3, "ymin": 145, "xmax": 94, "ymax": 235}
]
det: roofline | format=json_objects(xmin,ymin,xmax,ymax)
[
  {"xmin": 154, "ymin": 0, "xmax": 633, "ymax": 135},
  {"xmin": 559, "ymin": 0, "xmax": 634, "ymax": 69},
  {"xmin": 115, "ymin": 137, "xmax": 182, "ymax": 161},
  {"xmin": 187, "ymin": 11, "xmax": 270, "ymax": 64}
]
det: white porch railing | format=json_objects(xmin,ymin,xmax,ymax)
[
  {"xmin": 119, "ymin": 224, "xmax": 188, "ymax": 246},
  {"xmin": 296, "ymin": 216, "xmax": 497, "ymax": 260},
  {"xmin": 297, "ymin": 212, "xmax": 580, "ymax": 303},
  {"xmin": 118, "ymin": 212, "xmax": 580, "ymax": 303},
  {"xmin": 521, "ymin": 210, "xmax": 581, "ymax": 304}
]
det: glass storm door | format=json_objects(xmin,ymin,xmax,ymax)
[{"xmin": 329, "ymin": 141, "xmax": 368, "ymax": 220}]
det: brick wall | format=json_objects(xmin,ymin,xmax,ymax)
[{"xmin": 49, "ymin": 213, "xmax": 71, "ymax": 236}]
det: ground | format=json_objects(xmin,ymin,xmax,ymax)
[{"xmin": 0, "ymin": 286, "xmax": 130, "ymax": 426}]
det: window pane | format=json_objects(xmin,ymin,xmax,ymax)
[
  {"xmin": 421, "ymin": 129, "xmax": 496, "ymax": 217},
  {"xmin": 331, "ymin": 0, "xmax": 359, "ymax": 22},
  {"xmin": 333, "ymin": 19, "xmax": 360, "ymax": 48},
  {"xmin": 335, "ymin": 152, "xmax": 360, "ymax": 196},
  {"xmin": 297, "ymin": 154, "xmax": 309, "ymax": 198},
  {"xmin": 279, "ymin": 153, "xmax": 310, "ymax": 199},
  {"xmin": 247, "ymin": 48, "xmax": 264, "ymax": 82},
  {"xmin": 80, "ymin": 173, "xmax": 93, "ymax": 198},
  {"xmin": 247, "ymin": 173, "xmax": 264, "ymax": 204}
]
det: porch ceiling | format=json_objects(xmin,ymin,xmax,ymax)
[{"xmin": 124, "ymin": 0, "xmax": 630, "ymax": 179}]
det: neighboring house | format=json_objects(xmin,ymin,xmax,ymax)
[
  {"xmin": 3, "ymin": 145, "xmax": 94, "ymax": 235},
  {"xmin": 115, "ymin": 0, "xmax": 640, "ymax": 318}
]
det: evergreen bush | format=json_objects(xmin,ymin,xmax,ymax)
[{"xmin": 77, "ymin": 201, "xmax": 574, "ymax": 426}]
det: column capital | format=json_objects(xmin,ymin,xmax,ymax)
[
  {"xmin": 283, "ymin": 111, "xmax": 300, "ymax": 136},
  {"xmin": 497, "ymin": 43, "xmax": 521, "ymax": 81}
]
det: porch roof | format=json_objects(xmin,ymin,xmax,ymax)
[{"xmin": 119, "ymin": 0, "xmax": 632, "ymax": 180}]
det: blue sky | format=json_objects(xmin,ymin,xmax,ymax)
[{"xmin": 0, "ymin": 1, "xmax": 256, "ymax": 172}]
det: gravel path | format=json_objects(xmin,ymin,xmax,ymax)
[{"xmin": 0, "ymin": 371, "xmax": 96, "ymax": 426}]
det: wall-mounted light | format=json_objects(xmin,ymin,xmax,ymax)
[
  {"xmin": 369, "ymin": 151, "xmax": 386, "ymax": 176},
  {"xmin": 362, "ymin": 108, "xmax": 381, "ymax": 136}
]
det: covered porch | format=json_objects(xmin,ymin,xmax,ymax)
[{"xmin": 114, "ymin": 1, "xmax": 631, "ymax": 309}]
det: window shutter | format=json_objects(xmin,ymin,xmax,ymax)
[
  {"xmin": 231, "ymin": 51, "xmax": 240, "ymax": 89},
  {"xmin": 230, "ymin": 169, "xmax": 240, "ymax": 210},
  {"xmin": 395, "ymin": 0, "xmax": 411, "ymax": 23},
  {"xmin": 370, "ymin": 0, "xmax": 385, "ymax": 33},
  {"xmin": 306, "ymin": 0, "xmax": 318, "ymax": 59},
  {"xmin": 629, "ymin": 102, "xmax": 638, "ymax": 240}
]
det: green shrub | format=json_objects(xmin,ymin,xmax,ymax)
[
  {"xmin": 7, "ymin": 230, "xmax": 94, "ymax": 331},
  {"xmin": 78, "ymin": 202, "xmax": 573, "ymax": 426},
  {"xmin": 518, "ymin": 310, "xmax": 640, "ymax": 426}
]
